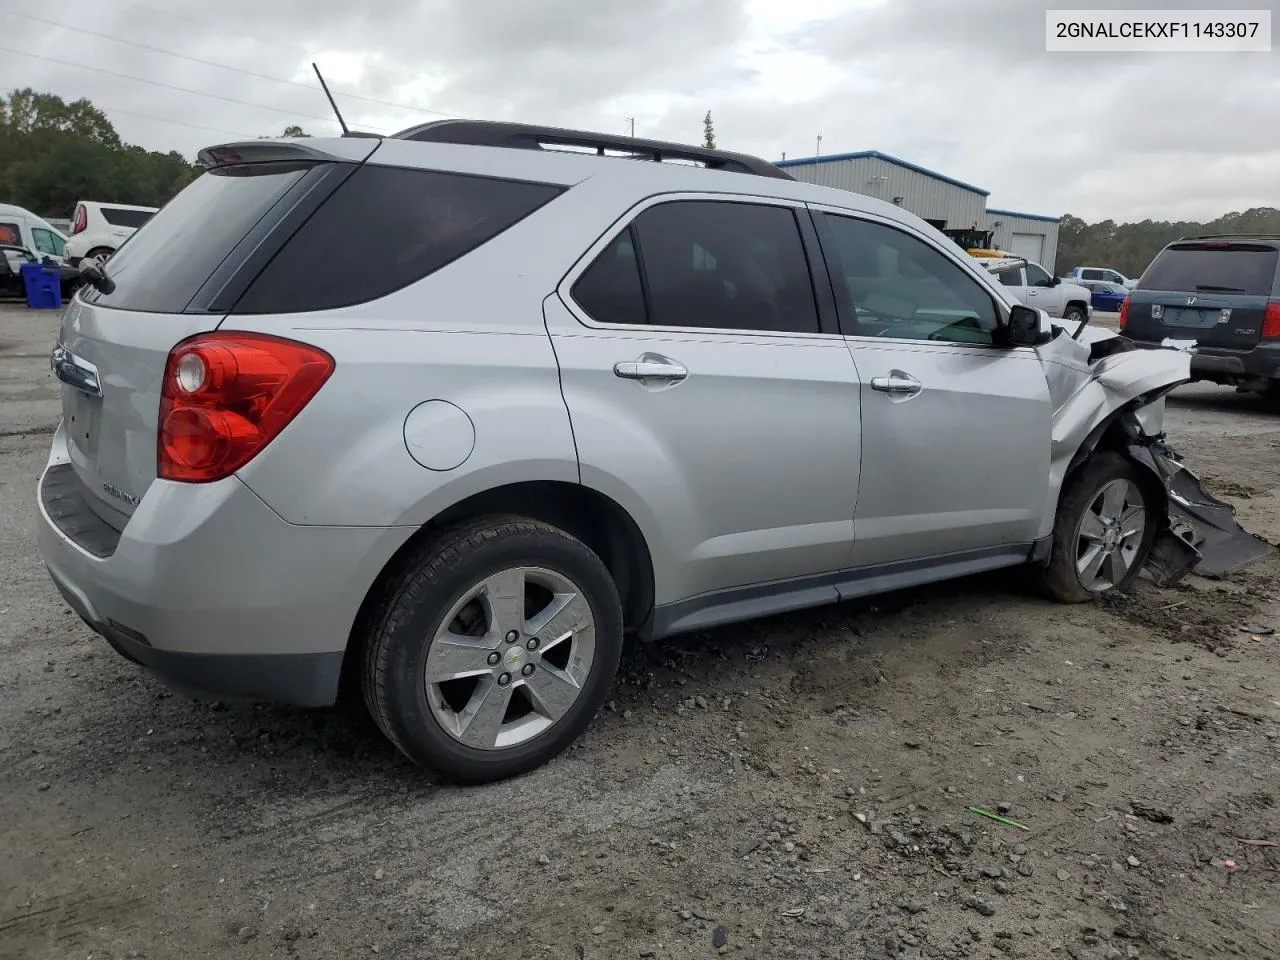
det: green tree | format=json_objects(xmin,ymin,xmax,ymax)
[
  {"xmin": 702, "ymin": 111, "xmax": 716, "ymax": 150},
  {"xmin": 1056, "ymin": 208, "xmax": 1280, "ymax": 278},
  {"xmin": 0, "ymin": 88, "xmax": 201, "ymax": 219},
  {"xmin": 281, "ymin": 124, "xmax": 310, "ymax": 138}
]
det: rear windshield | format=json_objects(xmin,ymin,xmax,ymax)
[
  {"xmin": 231, "ymin": 165, "xmax": 563, "ymax": 314},
  {"xmin": 1138, "ymin": 244, "xmax": 1278, "ymax": 296},
  {"xmin": 80, "ymin": 162, "xmax": 315, "ymax": 313},
  {"xmin": 101, "ymin": 207, "xmax": 155, "ymax": 229}
]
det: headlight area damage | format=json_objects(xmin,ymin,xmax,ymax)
[{"xmin": 1039, "ymin": 322, "xmax": 1275, "ymax": 587}]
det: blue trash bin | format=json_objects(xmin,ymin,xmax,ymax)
[{"xmin": 20, "ymin": 262, "xmax": 63, "ymax": 309}]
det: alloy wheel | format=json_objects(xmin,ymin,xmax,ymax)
[
  {"xmin": 1075, "ymin": 478, "xmax": 1147, "ymax": 591},
  {"xmin": 424, "ymin": 566, "xmax": 596, "ymax": 750}
]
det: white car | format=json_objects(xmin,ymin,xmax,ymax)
[
  {"xmin": 64, "ymin": 200, "xmax": 158, "ymax": 267},
  {"xmin": 980, "ymin": 256, "xmax": 1093, "ymax": 325},
  {"xmin": 0, "ymin": 203, "xmax": 69, "ymax": 264}
]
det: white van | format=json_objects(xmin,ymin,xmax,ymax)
[{"xmin": 0, "ymin": 203, "xmax": 69, "ymax": 264}]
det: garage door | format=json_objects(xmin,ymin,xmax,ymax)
[{"xmin": 1009, "ymin": 232, "xmax": 1044, "ymax": 263}]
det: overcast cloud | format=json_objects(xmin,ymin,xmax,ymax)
[{"xmin": 1, "ymin": 0, "xmax": 1276, "ymax": 221}]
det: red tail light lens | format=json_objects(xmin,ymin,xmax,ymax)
[
  {"xmin": 158, "ymin": 332, "xmax": 334, "ymax": 482},
  {"xmin": 72, "ymin": 204, "xmax": 86, "ymax": 235},
  {"xmin": 1263, "ymin": 302, "xmax": 1280, "ymax": 339},
  {"xmin": 1118, "ymin": 296, "xmax": 1129, "ymax": 329}
]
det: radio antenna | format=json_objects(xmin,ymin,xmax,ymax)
[{"xmin": 312, "ymin": 63, "xmax": 350, "ymax": 136}]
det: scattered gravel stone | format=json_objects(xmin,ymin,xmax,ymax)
[{"xmin": 964, "ymin": 896, "xmax": 995, "ymax": 917}]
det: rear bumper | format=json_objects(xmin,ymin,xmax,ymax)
[
  {"xmin": 36, "ymin": 422, "xmax": 413, "ymax": 706},
  {"xmin": 1129, "ymin": 339, "xmax": 1280, "ymax": 384}
]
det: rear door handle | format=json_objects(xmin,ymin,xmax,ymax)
[
  {"xmin": 614, "ymin": 354, "xmax": 688, "ymax": 383},
  {"xmin": 870, "ymin": 371, "xmax": 921, "ymax": 396},
  {"xmin": 50, "ymin": 344, "xmax": 102, "ymax": 398}
]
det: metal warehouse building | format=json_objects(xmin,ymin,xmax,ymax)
[{"xmin": 776, "ymin": 150, "xmax": 1060, "ymax": 272}]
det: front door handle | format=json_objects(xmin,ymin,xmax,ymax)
[
  {"xmin": 614, "ymin": 354, "xmax": 688, "ymax": 383},
  {"xmin": 50, "ymin": 344, "xmax": 102, "ymax": 398},
  {"xmin": 870, "ymin": 371, "xmax": 921, "ymax": 396}
]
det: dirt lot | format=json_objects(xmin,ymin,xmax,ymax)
[{"xmin": 2, "ymin": 304, "xmax": 1278, "ymax": 960}]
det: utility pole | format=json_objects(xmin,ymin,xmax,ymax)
[
  {"xmin": 625, "ymin": 117, "xmax": 635, "ymax": 137},
  {"xmin": 815, "ymin": 134, "xmax": 822, "ymax": 158}
]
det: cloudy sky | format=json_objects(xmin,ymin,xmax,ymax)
[{"xmin": 2, "ymin": 0, "xmax": 1276, "ymax": 222}]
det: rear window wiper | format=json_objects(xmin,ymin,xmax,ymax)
[
  {"xmin": 1194, "ymin": 284, "xmax": 1246, "ymax": 293},
  {"xmin": 79, "ymin": 259, "xmax": 116, "ymax": 295}
]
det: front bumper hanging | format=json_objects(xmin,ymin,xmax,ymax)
[{"xmin": 1132, "ymin": 438, "xmax": 1276, "ymax": 585}]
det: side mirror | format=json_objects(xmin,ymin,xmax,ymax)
[
  {"xmin": 1004, "ymin": 304, "xmax": 1051, "ymax": 347},
  {"xmin": 1049, "ymin": 275, "xmax": 1061, "ymax": 287}
]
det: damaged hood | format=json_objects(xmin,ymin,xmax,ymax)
[{"xmin": 1036, "ymin": 321, "xmax": 1274, "ymax": 582}]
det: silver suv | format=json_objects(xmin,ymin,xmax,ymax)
[{"xmin": 37, "ymin": 121, "xmax": 1262, "ymax": 783}]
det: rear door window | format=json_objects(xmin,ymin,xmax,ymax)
[
  {"xmin": 1139, "ymin": 244, "xmax": 1278, "ymax": 295},
  {"xmin": 81, "ymin": 161, "xmax": 317, "ymax": 314},
  {"xmin": 570, "ymin": 200, "xmax": 821, "ymax": 335},
  {"xmin": 630, "ymin": 200, "xmax": 820, "ymax": 334},
  {"xmin": 101, "ymin": 208, "xmax": 156, "ymax": 229},
  {"xmin": 233, "ymin": 166, "xmax": 563, "ymax": 314}
]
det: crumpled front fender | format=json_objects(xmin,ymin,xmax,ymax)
[{"xmin": 1038, "ymin": 327, "xmax": 1274, "ymax": 585}]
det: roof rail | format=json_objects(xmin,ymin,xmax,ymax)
[
  {"xmin": 1176, "ymin": 233, "xmax": 1280, "ymax": 242},
  {"xmin": 389, "ymin": 119, "xmax": 795, "ymax": 181}
]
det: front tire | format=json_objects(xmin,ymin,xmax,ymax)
[
  {"xmin": 1063, "ymin": 304, "xmax": 1087, "ymax": 324},
  {"xmin": 361, "ymin": 517, "xmax": 624, "ymax": 784},
  {"xmin": 1040, "ymin": 453, "xmax": 1158, "ymax": 603}
]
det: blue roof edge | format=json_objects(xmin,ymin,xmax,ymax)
[
  {"xmin": 775, "ymin": 149, "xmax": 991, "ymax": 197},
  {"xmin": 986, "ymin": 207, "xmax": 1059, "ymax": 223}
]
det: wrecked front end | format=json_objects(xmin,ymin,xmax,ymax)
[{"xmin": 1038, "ymin": 322, "xmax": 1274, "ymax": 587}]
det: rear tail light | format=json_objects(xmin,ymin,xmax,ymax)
[
  {"xmin": 1264, "ymin": 302, "xmax": 1280, "ymax": 339},
  {"xmin": 71, "ymin": 204, "xmax": 86, "ymax": 235},
  {"xmin": 1118, "ymin": 296, "xmax": 1129, "ymax": 329},
  {"xmin": 158, "ymin": 332, "xmax": 334, "ymax": 482}
]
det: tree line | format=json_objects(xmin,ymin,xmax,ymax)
[
  {"xmin": 0, "ymin": 88, "xmax": 312, "ymax": 220},
  {"xmin": 1056, "ymin": 207, "xmax": 1280, "ymax": 277}
]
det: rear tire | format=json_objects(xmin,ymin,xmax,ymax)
[
  {"xmin": 85, "ymin": 247, "xmax": 114, "ymax": 263},
  {"xmin": 1039, "ymin": 453, "xmax": 1158, "ymax": 604},
  {"xmin": 360, "ymin": 517, "xmax": 624, "ymax": 784}
]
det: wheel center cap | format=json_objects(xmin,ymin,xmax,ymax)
[{"xmin": 504, "ymin": 646, "xmax": 526, "ymax": 669}]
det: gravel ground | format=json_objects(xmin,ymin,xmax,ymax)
[{"xmin": 2, "ymin": 303, "xmax": 1278, "ymax": 960}]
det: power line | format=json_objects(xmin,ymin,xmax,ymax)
[
  {"xmin": 0, "ymin": 88, "xmax": 258, "ymax": 138},
  {"xmin": 90, "ymin": 104, "xmax": 254, "ymax": 139},
  {"xmin": 0, "ymin": 7, "xmax": 464, "ymax": 122},
  {"xmin": 0, "ymin": 45, "xmax": 350, "ymax": 131}
]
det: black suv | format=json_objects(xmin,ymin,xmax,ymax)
[{"xmin": 1121, "ymin": 236, "xmax": 1280, "ymax": 397}]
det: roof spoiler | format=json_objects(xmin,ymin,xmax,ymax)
[{"xmin": 196, "ymin": 138, "xmax": 380, "ymax": 169}]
